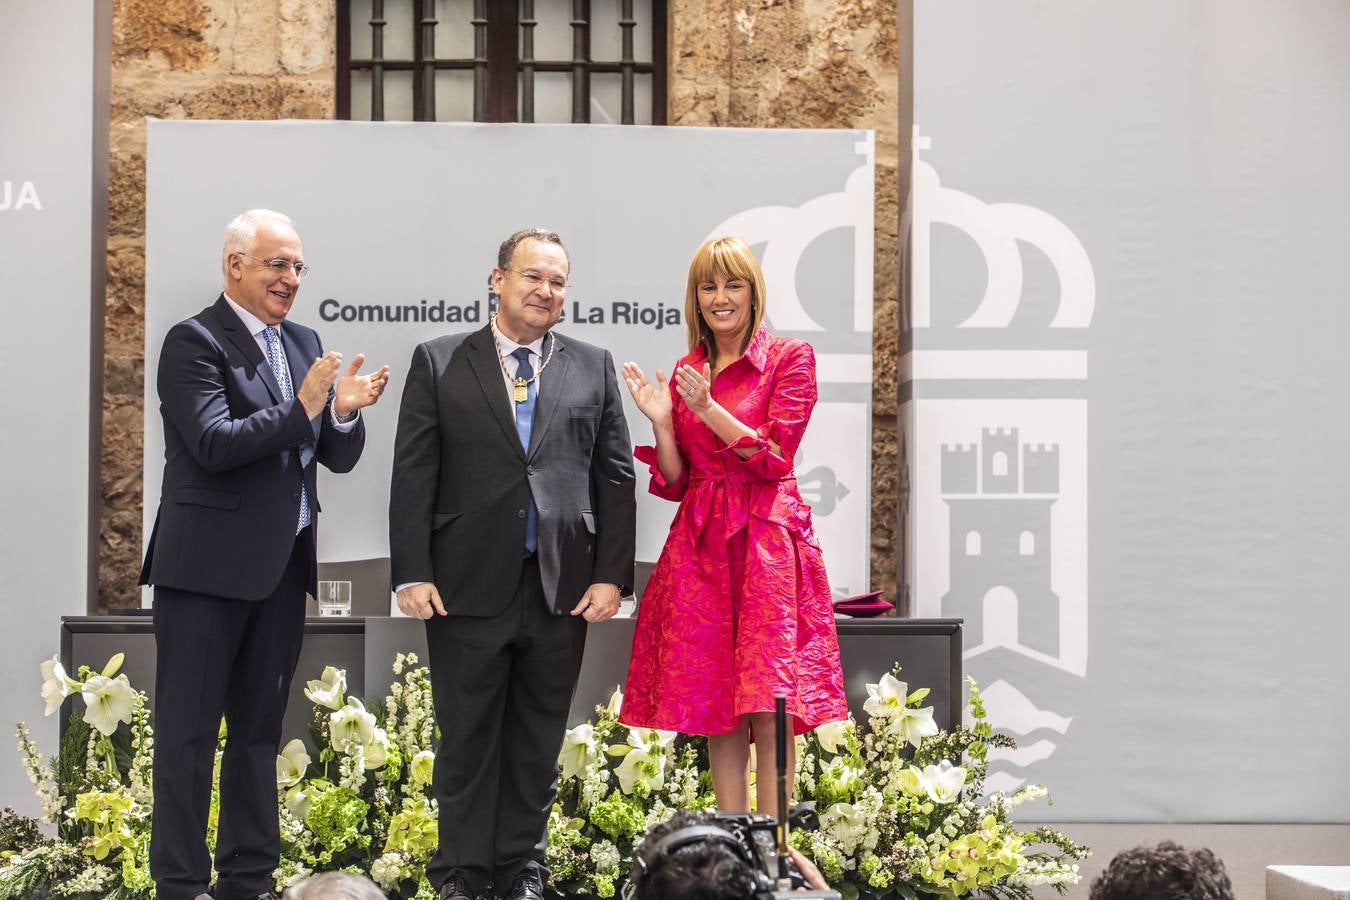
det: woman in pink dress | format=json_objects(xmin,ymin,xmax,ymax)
[{"xmin": 618, "ymin": 236, "xmax": 848, "ymax": 817}]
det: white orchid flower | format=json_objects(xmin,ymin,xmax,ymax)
[
  {"xmin": 410, "ymin": 750, "xmax": 436, "ymax": 786},
  {"xmin": 615, "ymin": 745, "xmax": 666, "ymax": 795},
  {"xmin": 919, "ymin": 760, "xmax": 967, "ymax": 804},
  {"xmin": 894, "ymin": 703, "xmax": 939, "ymax": 748},
  {"xmin": 329, "ymin": 697, "xmax": 377, "ymax": 753},
  {"xmin": 862, "ymin": 673, "xmax": 908, "ymax": 721},
  {"xmin": 606, "ymin": 687, "xmax": 624, "ymax": 717},
  {"xmin": 276, "ymin": 739, "xmax": 312, "ymax": 788},
  {"xmin": 559, "ymin": 723, "xmax": 599, "ymax": 780},
  {"xmin": 362, "ymin": 729, "xmax": 390, "ymax": 770},
  {"xmin": 304, "ymin": 666, "xmax": 347, "ymax": 711},
  {"xmin": 813, "ymin": 719, "xmax": 852, "ymax": 755},
  {"xmin": 39, "ymin": 656, "xmax": 75, "ymax": 717},
  {"xmin": 80, "ymin": 674, "xmax": 135, "ymax": 736}
]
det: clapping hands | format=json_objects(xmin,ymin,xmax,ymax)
[{"xmin": 621, "ymin": 362, "xmax": 673, "ymax": 425}]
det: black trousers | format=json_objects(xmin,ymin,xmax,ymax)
[
  {"xmin": 149, "ymin": 527, "xmax": 311, "ymax": 900},
  {"xmin": 424, "ymin": 556, "xmax": 588, "ymax": 895}
]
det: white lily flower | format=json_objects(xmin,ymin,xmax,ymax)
[
  {"xmin": 284, "ymin": 784, "xmax": 314, "ymax": 820},
  {"xmin": 559, "ymin": 723, "xmax": 598, "ymax": 780},
  {"xmin": 626, "ymin": 727, "xmax": 676, "ymax": 752},
  {"xmin": 862, "ymin": 673, "xmax": 908, "ymax": 721},
  {"xmin": 819, "ymin": 761, "xmax": 864, "ymax": 797},
  {"xmin": 606, "ymin": 687, "xmax": 624, "ymax": 717},
  {"xmin": 362, "ymin": 729, "xmax": 390, "ymax": 770},
  {"xmin": 410, "ymin": 750, "xmax": 436, "ymax": 786},
  {"xmin": 80, "ymin": 674, "xmax": 135, "ymax": 736},
  {"xmin": 304, "ymin": 666, "xmax": 347, "ymax": 711},
  {"xmin": 919, "ymin": 760, "xmax": 967, "ymax": 804},
  {"xmin": 813, "ymin": 719, "xmax": 852, "ymax": 755},
  {"xmin": 894, "ymin": 703, "xmax": 939, "ymax": 748},
  {"xmin": 820, "ymin": 801, "xmax": 868, "ymax": 854},
  {"xmin": 276, "ymin": 739, "xmax": 312, "ymax": 788},
  {"xmin": 329, "ymin": 697, "xmax": 377, "ymax": 753},
  {"xmin": 39, "ymin": 656, "xmax": 74, "ymax": 717},
  {"xmin": 615, "ymin": 746, "xmax": 666, "ymax": 795}
]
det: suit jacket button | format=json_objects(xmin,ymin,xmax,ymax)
[
  {"xmin": 527, "ymin": 465, "xmax": 536, "ymax": 475},
  {"xmin": 517, "ymin": 509, "xmax": 526, "ymax": 519},
  {"xmin": 292, "ymin": 492, "xmax": 301, "ymax": 502}
]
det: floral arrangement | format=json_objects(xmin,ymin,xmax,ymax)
[
  {"xmin": 2, "ymin": 654, "xmax": 1085, "ymax": 900},
  {"xmin": 547, "ymin": 687, "xmax": 714, "ymax": 898},
  {"xmin": 1, "ymin": 653, "xmax": 155, "ymax": 898},
  {"xmin": 788, "ymin": 671, "xmax": 1086, "ymax": 899}
]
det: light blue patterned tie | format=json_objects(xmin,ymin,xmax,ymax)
[
  {"xmin": 262, "ymin": 325, "xmax": 311, "ymax": 532},
  {"xmin": 512, "ymin": 347, "xmax": 539, "ymax": 555}
]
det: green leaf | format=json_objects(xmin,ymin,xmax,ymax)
[
  {"xmin": 838, "ymin": 881, "xmax": 861, "ymax": 900},
  {"xmin": 906, "ymin": 688, "xmax": 931, "ymax": 705},
  {"xmin": 101, "ymin": 653, "xmax": 125, "ymax": 679}
]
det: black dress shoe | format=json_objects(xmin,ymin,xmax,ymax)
[
  {"xmin": 438, "ymin": 873, "xmax": 475, "ymax": 900},
  {"xmin": 505, "ymin": 870, "xmax": 545, "ymax": 900}
]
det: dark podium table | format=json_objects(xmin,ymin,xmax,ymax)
[{"xmin": 60, "ymin": 615, "xmax": 962, "ymax": 745}]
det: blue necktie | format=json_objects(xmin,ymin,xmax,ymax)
[
  {"xmin": 262, "ymin": 326, "xmax": 311, "ymax": 533},
  {"xmin": 512, "ymin": 347, "xmax": 539, "ymax": 555}
]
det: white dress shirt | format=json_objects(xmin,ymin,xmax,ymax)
[
  {"xmin": 493, "ymin": 328, "xmax": 547, "ymax": 404},
  {"xmin": 223, "ymin": 293, "xmax": 359, "ymax": 431}
]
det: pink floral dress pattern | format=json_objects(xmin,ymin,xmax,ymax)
[{"xmin": 619, "ymin": 327, "xmax": 848, "ymax": 735}]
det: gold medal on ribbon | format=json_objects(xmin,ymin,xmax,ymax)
[{"xmin": 513, "ymin": 378, "xmax": 529, "ymax": 403}]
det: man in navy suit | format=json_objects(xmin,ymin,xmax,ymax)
[{"xmin": 140, "ymin": 209, "xmax": 389, "ymax": 900}]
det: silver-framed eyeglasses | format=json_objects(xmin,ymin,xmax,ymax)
[
  {"xmin": 507, "ymin": 268, "xmax": 568, "ymax": 294},
  {"xmin": 238, "ymin": 252, "xmax": 311, "ymax": 280}
]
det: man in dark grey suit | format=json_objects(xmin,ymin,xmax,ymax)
[{"xmin": 389, "ymin": 228, "xmax": 636, "ymax": 900}]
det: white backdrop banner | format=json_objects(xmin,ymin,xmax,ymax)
[
  {"xmin": 143, "ymin": 121, "xmax": 875, "ymax": 606},
  {"xmin": 0, "ymin": 1, "xmax": 103, "ymax": 817},
  {"xmin": 912, "ymin": 0, "xmax": 1350, "ymax": 822}
]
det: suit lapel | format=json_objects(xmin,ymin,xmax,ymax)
[
  {"xmin": 527, "ymin": 335, "xmax": 567, "ymax": 460},
  {"xmin": 280, "ymin": 323, "xmax": 322, "ymax": 444},
  {"xmin": 214, "ymin": 295, "xmax": 283, "ymax": 405},
  {"xmin": 465, "ymin": 326, "xmax": 528, "ymax": 460}
]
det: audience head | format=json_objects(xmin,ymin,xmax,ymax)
[
  {"xmin": 1089, "ymin": 840, "xmax": 1235, "ymax": 900},
  {"xmin": 629, "ymin": 809, "xmax": 759, "ymax": 900},
  {"xmin": 284, "ymin": 871, "xmax": 388, "ymax": 899}
]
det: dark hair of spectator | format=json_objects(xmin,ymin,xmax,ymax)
[
  {"xmin": 1089, "ymin": 840, "xmax": 1235, "ymax": 900},
  {"xmin": 632, "ymin": 810, "xmax": 758, "ymax": 900}
]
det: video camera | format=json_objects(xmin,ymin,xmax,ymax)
[{"xmin": 626, "ymin": 699, "xmax": 841, "ymax": 900}]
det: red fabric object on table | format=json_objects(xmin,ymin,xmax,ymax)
[
  {"xmin": 831, "ymin": 591, "xmax": 894, "ymax": 618},
  {"xmin": 621, "ymin": 327, "xmax": 849, "ymax": 736}
]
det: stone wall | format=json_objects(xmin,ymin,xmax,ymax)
[
  {"xmin": 668, "ymin": 0, "xmax": 901, "ymax": 601},
  {"xmin": 100, "ymin": 0, "xmax": 336, "ymax": 609},
  {"xmin": 99, "ymin": 0, "xmax": 902, "ymax": 606}
]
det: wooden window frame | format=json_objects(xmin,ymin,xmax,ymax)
[{"xmin": 337, "ymin": 0, "xmax": 667, "ymax": 123}]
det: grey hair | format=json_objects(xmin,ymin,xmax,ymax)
[
  {"xmin": 221, "ymin": 208, "xmax": 295, "ymax": 279},
  {"xmin": 497, "ymin": 227, "xmax": 568, "ymax": 270},
  {"xmin": 283, "ymin": 871, "xmax": 387, "ymax": 900}
]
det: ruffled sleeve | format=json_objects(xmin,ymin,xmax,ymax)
[
  {"xmin": 634, "ymin": 444, "xmax": 689, "ymax": 501},
  {"xmin": 715, "ymin": 339, "xmax": 817, "ymax": 480}
]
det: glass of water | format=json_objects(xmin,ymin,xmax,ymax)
[{"xmin": 316, "ymin": 580, "xmax": 352, "ymax": 617}]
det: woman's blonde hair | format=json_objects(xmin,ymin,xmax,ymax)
[{"xmin": 683, "ymin": 236, "xmax": 767, "ymax": 364}]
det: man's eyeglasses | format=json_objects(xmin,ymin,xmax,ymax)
[
  {"xmin": 507, "ymin": 268, "xmax": 568, "ymax": 294},
  {"xmin": 238, "ymin": 252, "xmax": 311, "ymax": 280}
]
